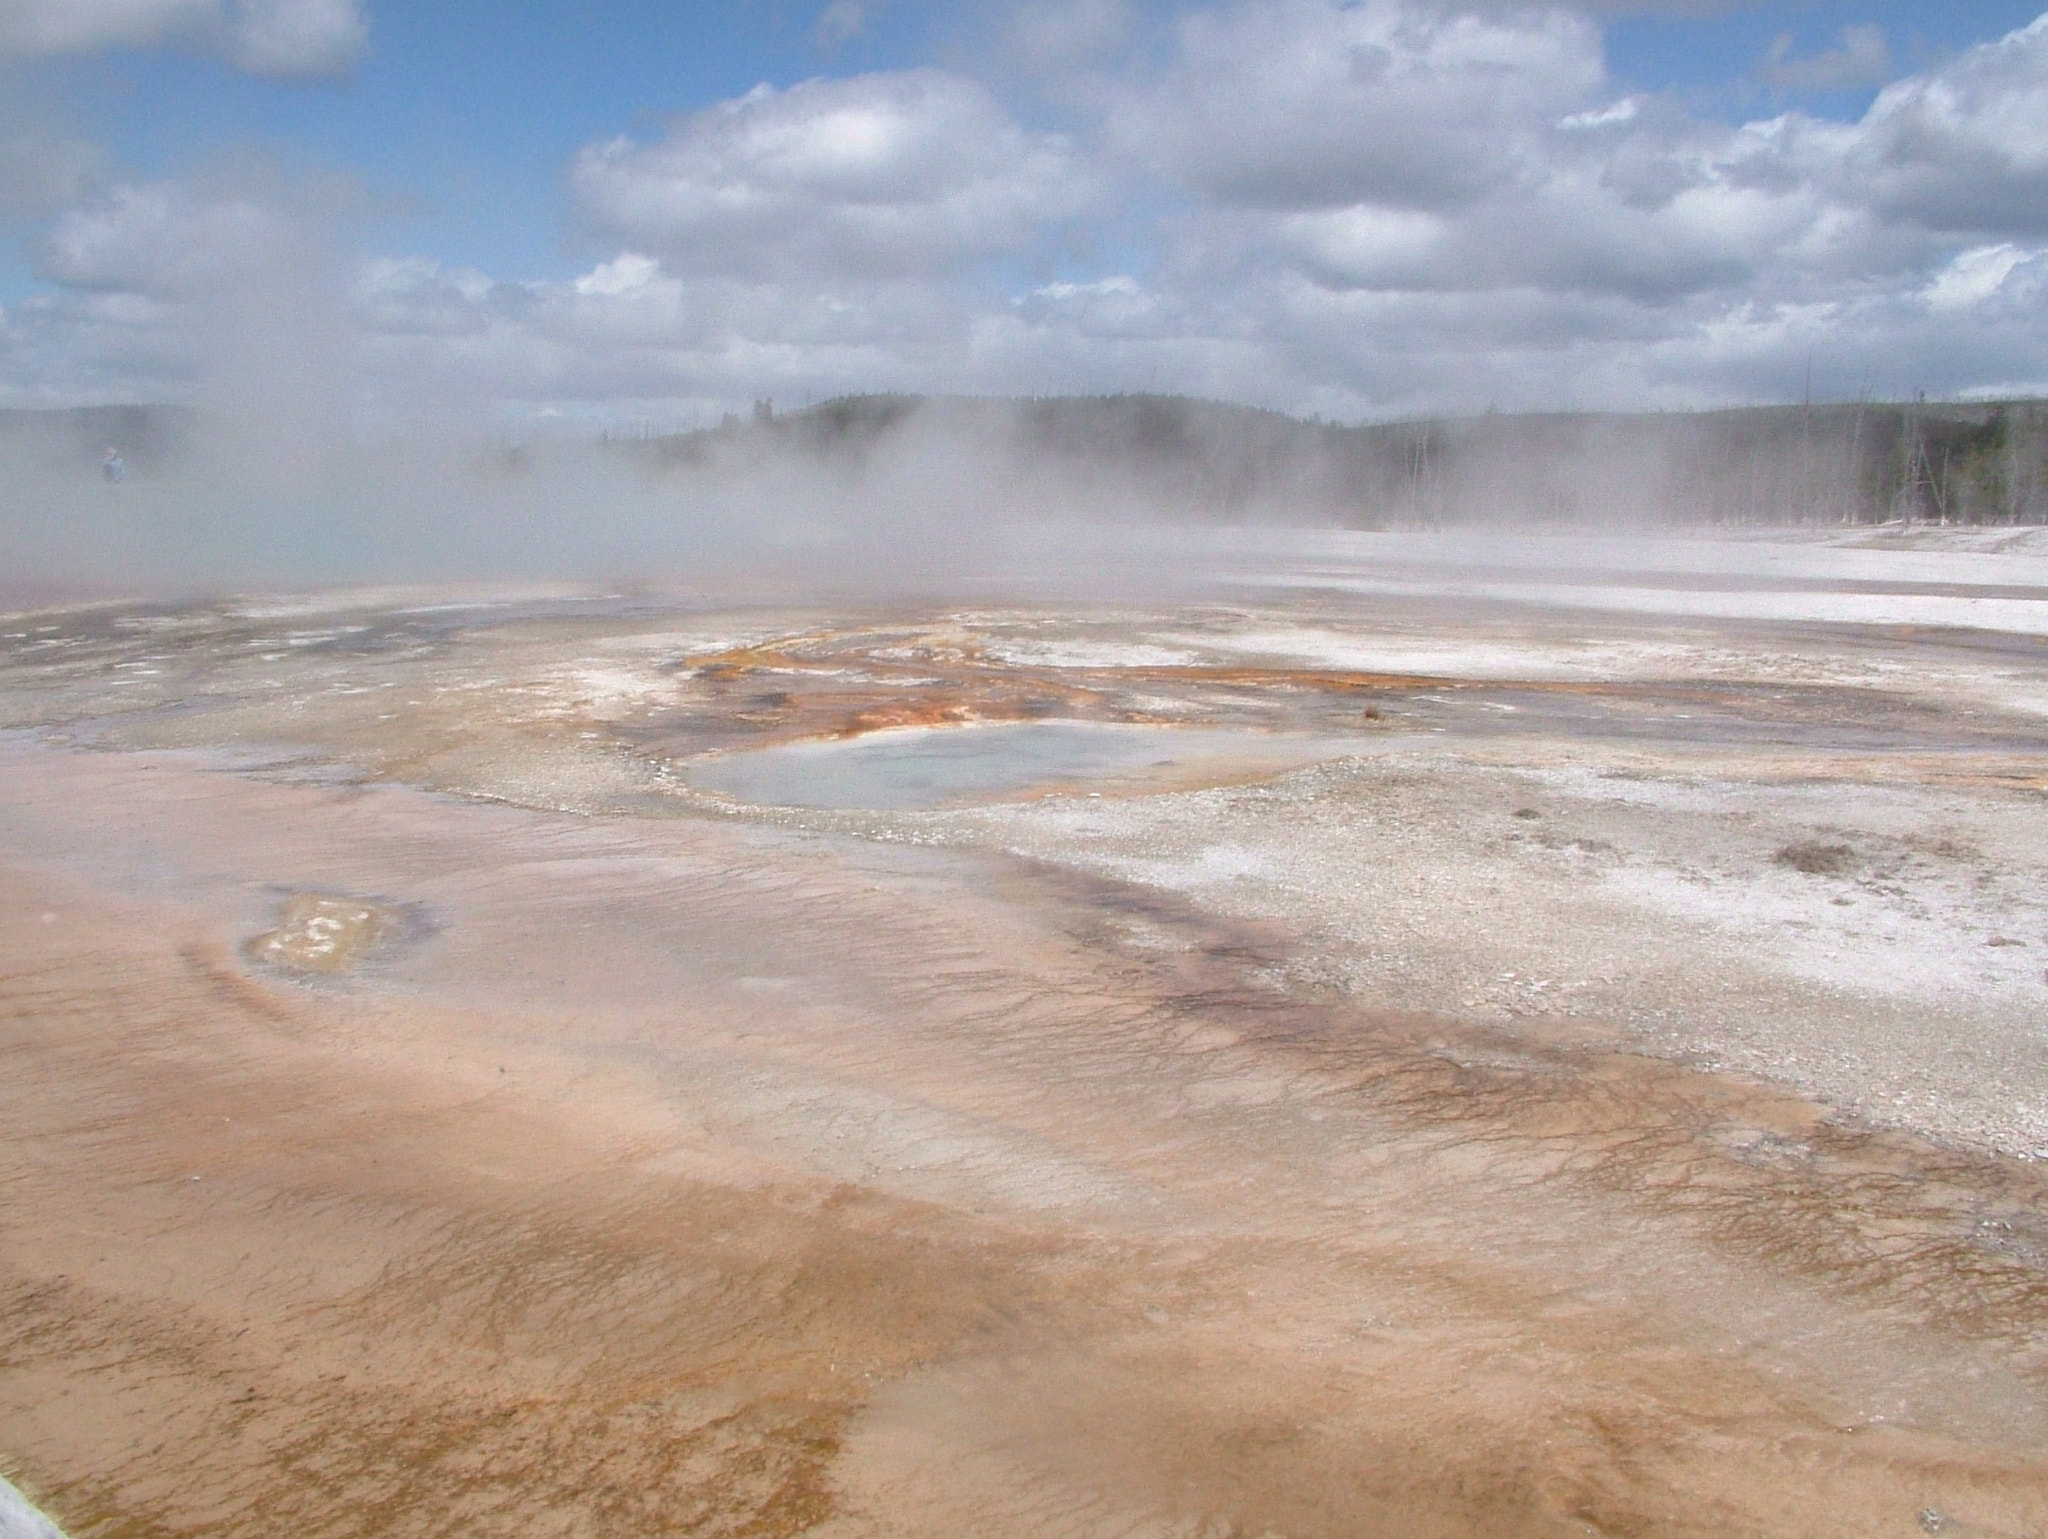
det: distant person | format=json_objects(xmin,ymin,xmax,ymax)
[{"xmin": 102, "ymin": 447, "xmax": 126, "ymax": 484}]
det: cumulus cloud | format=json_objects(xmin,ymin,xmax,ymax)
[
  {"xmin": 1924, "ymin": 243, "xmax": 2039, "ymax": 313},
  {"xmin": 0, "ymin": 0, "xmax": 211, "ymax": 56},
  {"xmin": 352, "ymin": 256, "xmax": 503, "ymax": 337},
  {"xmin": 1081, "ymin": 1, "xmax": 2048, "ymax": 410},
  {"xmin": 0, "ymin": 0, "xmax": 366, "ymax": 77},
  {"xmin": 222, "ymin": 0, "xmax": 365, "ymax": 76},
  {"xmin": 35, "ymin": 182, "xmax": 297, "ymax": 297},
  {"xmin": 1120, "ymin": 0, "xmax": 1801, "ymax": 304},
  {"xmin": 571, "ymin": 70, "xmax": 1097, "ymax": 280},
  {"xmin": 1116, "ymin": 0, "xmax": 1604, "ymax": 212},
  {"xmin": 11, "ymin": 1, "xmax": 2048, "ymax": 422},
  {"xmin": 1825, "ymin": 15, "xmax": 2048, "ymax": 237},
  {"xmin": 336, "ymin": 246, "xmax": 986, "ymax": 422}
]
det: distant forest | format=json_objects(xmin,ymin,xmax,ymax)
[
  {"xmin": 633, "ymin": 393, "xmax": 2048, "ymax": 528},
  {"xmin": 10, "ymin": 393, "xmax": 2048, "ymax": 528}
]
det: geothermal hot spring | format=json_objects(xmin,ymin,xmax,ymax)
[{"xmin": 5, "ymin": 526, "xmax": 2048, "ymax": 1538}]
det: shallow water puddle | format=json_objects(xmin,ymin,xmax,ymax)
[
  {"xmin": 245, "ymin": 893, "xmax": 394, "ymax": 973},
  {"xmin": 682, "ymin": 720, "xmax": 1376, "ymax": 810}
]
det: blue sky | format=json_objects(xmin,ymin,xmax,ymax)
[{"xmin": 3, "ymin": 0, "xmax": 2047, "ymax": 421}]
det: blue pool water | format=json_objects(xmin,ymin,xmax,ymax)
[{"xmin": 684, "ymin": 720, "xmax": 1370, "ymax": 811}]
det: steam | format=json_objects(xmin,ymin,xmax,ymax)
[
  {"xmin": 4, "ymin": 157, "xmax": 2046, "ymax": 599},
  {"xmin": 11, "ymin": 379, "xmax": 2048, "ymax": 603}
]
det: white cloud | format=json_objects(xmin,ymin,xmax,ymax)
[
  {"xmin": 352, "ymin": 256, "xmax": 500, "ymax": 336},
  {"xmin": 1115, "ymin": 0, "xmax": 1605, "ymax": 212},
  {"xmin": 0, "ymin": 0, "xmax": 366, "ymax": 77},
  {"xmin": 1925, "ymin": 243, "xmax": 2038, "ymax": 313},
  {"xmin": 1072, "ymin": 1, "xmax": 2048, "ymax": 411},
  {"xmin": 0, "ymin": 0, "xmax": 213, "ymax": 55},
  {"xmin": 331, "ymin": 249, "xmax": 996, "ymax": 418},
  {"xmin": 573, "ymin": 252, "xmax": 666, "ymax": 299},
  {"xmin": 1824, "ymin": 15, "xmax": 2048, "ymax": 236},
  {"xmin": 36, "ymin": 182, "xmax": 291, "ymax": 297},
  {"xmin": 1273, "ymin": 206, "xmax": 1446, "ymax": 290},
  {"xmin": 224, "ymin": 0, "xmax": 365, "ymax": 76},
  {"xmin": 1558, "ymin": 97, "xmax": 1640, "ymax": 131},
  {"xmin": 1013, "ymin": 274, "xmax": 1167, "ymax": 340},
  {"xmin": 571, "ymin": 70, "xmax": 1098, "ymax": 280},
  {"xmin": 12, "ymin": 2, "xmax": 2048, "ymax": 422}
]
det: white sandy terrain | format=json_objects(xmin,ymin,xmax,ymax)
[
  {"xmin": 0, "ymin": 1478, "xmax": 63, "ymax": 1539},
  {"xmin": 944, "ymin": 748, "xmax": 2048, "ymax": 1154},
  {"xmin": 1257, "ymin": 571, "xmax": 2048, "ymax": 635},
  {"xmin": 1240, "ymin": 523, "xmax": 2048, "ymax": 585}
]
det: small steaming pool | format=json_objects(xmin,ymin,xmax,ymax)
[{"xmin": 685, "ymin": 720, "xmax": 1378, "ymax": 811}]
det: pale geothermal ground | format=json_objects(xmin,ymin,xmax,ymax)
[{"xmin": 4, "ymin": 525, "xmax": 2048, "ymax": 1538}]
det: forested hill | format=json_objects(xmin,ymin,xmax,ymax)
[
  {"xmin": 10, "ymin": 393, "xmax": 2047, "ymax": 528},
  {"xmin": 635, "ymin": 392, "xmax": 2048, "ymax": 527}
]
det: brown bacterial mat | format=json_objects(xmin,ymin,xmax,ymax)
[{"xmin": 3, "ymin": 596, "xmax": 2048, "ymax": 1537}]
